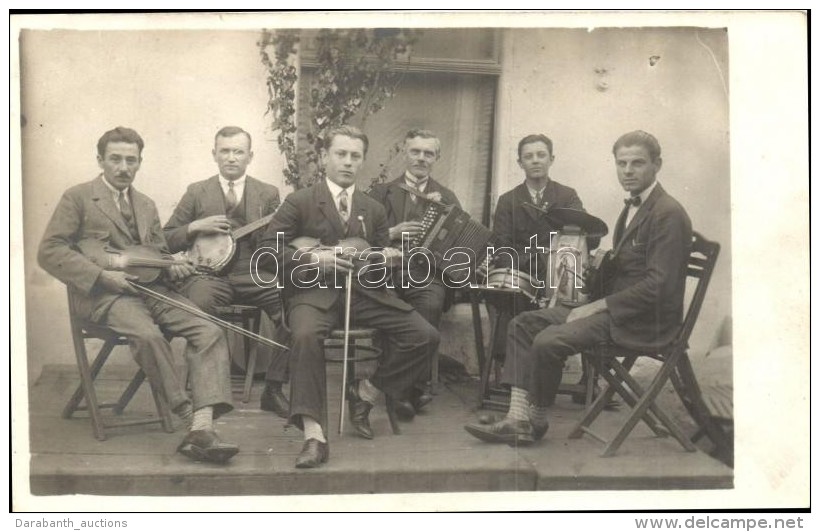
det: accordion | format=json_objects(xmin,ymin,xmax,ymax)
[{"xmin": 405, "ymin": 189, "xmax": 493, "ymax": 282}]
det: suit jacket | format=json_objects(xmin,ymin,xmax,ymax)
[
  {"xmin": 37, "ymin": 175, "xmax": 171, "ymax": 321},
  {"xmin": 605, "ymin": 183, "xmax": 692, "ymax": 350},
  {"xmin": 258, "ymin": 180, "xmax": 412, "ymax": 312},
  {"xmin": 163, "ymin": 175, "xmax": 280, "ymax": 253},
  {"xmin": 491, "ymin": 180, "xmax": 586, "ymax": 276},
  {"xmin": 368, "ymin": 175, "xmax": 462, "ymax": 246}
]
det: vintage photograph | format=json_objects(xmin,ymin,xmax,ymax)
[{"xmin": 10, "ymin": 11, "xmax": 808, "ymax": 511}]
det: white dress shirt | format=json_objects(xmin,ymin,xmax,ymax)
[
  {"xmin": 219, "ymin": 174, "xmax": 246, "ymax": 205},
  {"xmin": 624, "ymin": 179, "xmax": 659, "ymax": 227},
  {"xmin": 325, "ymin": 179, "xmax": 355, "ymax": 217}
]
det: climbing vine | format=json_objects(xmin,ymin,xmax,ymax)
[{"xmin": 260, "ymin": 28, "xmax": 418, "ymax": 189}]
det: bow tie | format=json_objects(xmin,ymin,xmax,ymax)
[{"xmin": 624, "ymin": 196, "xmax": 642, "ymax": 207}]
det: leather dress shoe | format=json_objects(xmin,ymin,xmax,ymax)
[
  {"xmin": 177, "ymin": 429, "xmax": 239, "ymax": 464},
  {"xmin": 531, "ymin": 418, "xmax": 550, "ymax": 442},
  {"xmin": 393, "ymin": 388, "xmax": 434, "ymax": 421},
  {"xmin": 464, "ymin": 418, "xmax": 535, "ymax": 446},
  {"xmin": 260, "ymin": 382, "xmax": 290, "ymax": 419},
  {"xmin": 347, "ymin": 382, "xmax": 374, "ymax": 439},
  {"xmin": 295, "ymin": 438, "xmax": 329, "ymax": 469}
]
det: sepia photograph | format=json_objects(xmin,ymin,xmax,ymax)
[{"xmin": 9, "ymin": 10, "xmax": 809, "ymax": 512}]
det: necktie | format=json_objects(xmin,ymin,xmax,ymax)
[
  {"xmin": 339, "ymin": 189, "xmax": 350, "ymax": 222},
  {"xmin": 409, "ymin": 178, "xmax": 427, "ymax": 203},
  {"xmin": 117, "ymin": 191, "xmax": 132, "ymax": 221},
  {"xmin": 624, "ymin": 196, "xmax": 642, "ymax": 207},
  {"xmin": 534, "ymin": 189, "xmax": 543, "ymax": 206},
  {"xmin": 225, "ymin": 181, "xmax": 238, "ymax": 212}
]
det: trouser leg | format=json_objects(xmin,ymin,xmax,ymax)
[
  {"xmin": 286, "ymin": 303, "xmax": 337, "ymax": 433},
  {"xmin": 102, "ymin": 294, "xmax": 189, "ymax": 412},
  {"xmin": 349, "ymin": 295, "xmax": 440, "ymax": 399},
  {"xmin": 143, "ymin": 285, "xmax": 233, "ymax": 417}
]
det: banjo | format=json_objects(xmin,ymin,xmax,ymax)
[{"xmin": 187, "ymin": 213, "xmax": 275, "ymax": 273}]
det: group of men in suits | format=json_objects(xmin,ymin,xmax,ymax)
[{"xmin": 38, "ymin": 123, "xmax": 691, "ymax": 469}]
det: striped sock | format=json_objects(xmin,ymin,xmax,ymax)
[
  {"xmin": 506, "ymin": 386, "xmax": 529, "ymax": 422},
  {"xmin": 191, "ymin": 406, "xmax": 213, "ymax": 432}
]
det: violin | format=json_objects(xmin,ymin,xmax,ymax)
[
  {"xmin": 289, "ymin": 236, "xmax": 402, "ymax": 278},
  {"xmin": 77, "ymin": 239, "xmax": 288, "ymax": 350},
  {"xmin": 78, "ymin": 240, "xmax": 189, "ymax": 284}
]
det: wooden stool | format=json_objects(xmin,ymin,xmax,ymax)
[
  {"xmin": 213, "ymin": 304, "xmax": 262, "ymax": 404},
  {"xmin": 63, "ymin": 290, "xmax": 175, "ymax": 441},
  {"xmin": 324, "ymin": 328, "xmax": 401, "ymax": 435}
]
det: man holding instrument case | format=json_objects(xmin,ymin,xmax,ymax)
[
  {"xmin": 38, "ymin": 126, "xmax": 240, "ymax": 464},
  {"xmin": 258, "ymin": 125, "xmax": 439, "ymax": 469},
  {"xmin": 163, "ymin": 126, "xmax": 290, "ymax": 419},
  {"xmin": 465, "ymin": 130, "xmax": 692, "ymax": 445}
]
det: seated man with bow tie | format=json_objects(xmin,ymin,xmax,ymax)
[
  {"xmin": 368, "ymin": 128, "xmax": 462, "ymax": 418},
  {"xmin": 258, "ymin": 125, "xmax": 440, "ymax": 468},
  {"xmin": 465, "ymin": 130, "xmax": 692, "ymax": 445},
  {"xmin": 163, "ymin": 126, "xmax": 290, "ymax": 420},
  {"xmin": 38, "ymin": 127, "xmax": 239, "ymax": 463}
]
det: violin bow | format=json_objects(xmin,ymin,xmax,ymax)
[
  {"xmin": 338, "ymin": 269, "xmax": 353, "ymax": 435},
  {"xmin": 128, "ymin": 282, "xmax": 289, "ymax": 351}
]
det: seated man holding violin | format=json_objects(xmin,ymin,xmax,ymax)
[
  {"xmin": 258, "ymin": 125, "xmax": 440, "ymax": 469},
  {"xmin": 38, "ymin": 126, "xmax": 240, "ymax": 464},
  {"xmin": 163, "ymin": 126, "xmax": 290, "ymax": 419}
]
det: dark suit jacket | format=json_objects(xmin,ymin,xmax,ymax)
[
  {"xmin": 491, "ymin": 180, "xmax": 585, "ymax": 276},
  {"xmin": 37, "ymin": 175, "xmax": 171, "ymax": 321},
  {"xmin": 163, "ymin": 175, "xmax": 280, "ymax": 253},
  {"xmin": 258, "ymin": 181, "xmax": 412, "ymax": 313},
  {"xmin": 605, "ymin": 183, "xmax": 692, "ymax": 350},
  {"xmin": 368, "ymin": 175, "xmax": 462, "ymax": 246}
]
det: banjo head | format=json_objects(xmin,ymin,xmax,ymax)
[{"xmin": 189, "ymin": 233, "xmax": 236, "ymax": 272}]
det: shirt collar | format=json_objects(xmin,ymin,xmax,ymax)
[
  {"xmin": 326, "ymin": 178, "xmax": 355, "ymax": 199},
  {"xmin": 526, "ymin": 183, "xmax": 546, "ymax": 201},
  {"xmin": 100, "ymin": 174, "xmax": 130, "ymax": 199},
  {"xmin": 219, "ymin": 174, "xmax": 246, "ymax": 189},
  {"xmin": 404, "ymin": 170, "xmax": 430, "ymax": 189},
  {"xmin": 629, "ymin": 179, "xmax": 659, "ymax": 206}
]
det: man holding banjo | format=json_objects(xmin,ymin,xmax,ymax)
[{"xmin": 163, "ymin": 126, "xmax": 291, "ymax": 419}]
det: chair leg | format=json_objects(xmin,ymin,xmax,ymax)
[
  {"xmin": 114, "ymin": 369, "xmax": 146, "ymax": 415},
  {"xmin": 604, "ymin": 353, "xmax": 697, "ymax": 457},
  {"xmin": 66, "ymin": 334, "xmax": 111, "ymax": 441},
  {"xmin": 241, "ymin": 315, "xmax": 259, "ymax": 404},
  {"xmin": 569, "ymin": 357, "xmax": 667, "ymax": 441},
  {"xmin": 384, "ymin": 396, "xmax": 402, "ymax": 435},
  {"xmin": 147, "ymin": 380, "xmax": 175, "ymax": 433},
  {"xmin": 478, "ymin": 310, "xmax": 503, "ymax": 407},
  {"xmin": 430, "ymin": 350, "xmax": 440, "ymax": 394}
]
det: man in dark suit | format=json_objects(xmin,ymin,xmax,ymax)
[
  {"xmin": 368, "ymin": 129, "xmax": 461, "ymax": 417},
  {"xmin": 258, "ymin": 125, "xmax": 440, "ymax": 468},
  {"xmin": 163, "ymin": 126, "xmax": 289, "ymax": 419},
  {"xmin": 465, "ymin": 130, "xmax": 692, "ymax": 445},
  {"xmin": 487, "ymin": 134, "xmax": 597, "ymax": 400},
  {"xmin": 38, "ymin": 127, "xmax": 239, "ymax": 463},
  {"xmin": 491, "ymin": 134, "xmax": 586, "ymax": 282}
]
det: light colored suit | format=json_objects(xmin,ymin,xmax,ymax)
[{"xmin": 38, "ymin": 175, "xmax": 233, "ymax": 416}]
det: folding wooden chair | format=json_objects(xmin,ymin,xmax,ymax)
[
  {"xmin": 62, "ymin": 289, "xmax": 175, "ymax": 441},
  {"xmin": 568, "ymin": 231, "xmax": 720, "ymax": 457}
]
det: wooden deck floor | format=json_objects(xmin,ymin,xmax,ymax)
[{"xmin": 25, "ymin": 362, "xmax": 732, "ymax": 497}]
